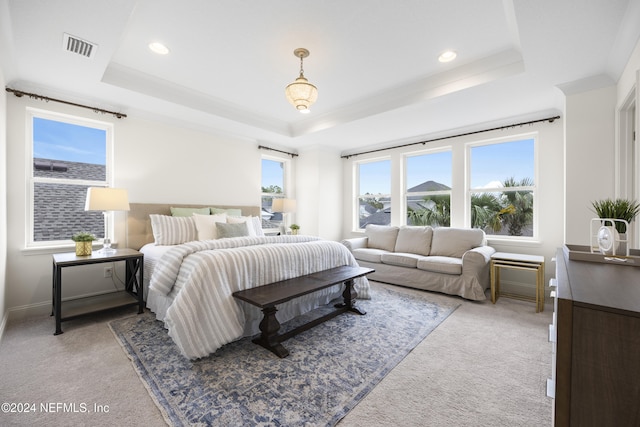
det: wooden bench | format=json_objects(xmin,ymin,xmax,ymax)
[{"xmin": 232, "ymin": 265, "xmax": 374, "ymax": 358}]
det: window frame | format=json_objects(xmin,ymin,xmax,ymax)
[
  {"xmin": 261, "ymin": 154, "xmax": 291, "ymax": 224},
  {"xmin": 25, "ymin": 108, "xmax": 114, "ymax": 249},
  {"xmin": 403, "ymin": 148, "xmax": 453, "ymax": 227},
  {"xmin": 466, "ymin": 133, "xmax": 538, "ymax": 240},
  {"xmin": 354, "ymin": 156, "xmax": 392, "ymax": 230}
]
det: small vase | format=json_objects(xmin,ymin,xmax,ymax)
[
  {"xmin": 291, "ymin": 229, "xmax": 299, "ymax": 235},
  {"xmin": 75, "ymin": 241, "xmax": 92, "ymax": 256}
]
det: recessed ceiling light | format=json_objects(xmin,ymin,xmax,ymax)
[
  {"xmin": 438, "ymin": 50, "xmax": 457, "ymax": 63},
  {"xmin": 149, "ymin": 42, "xmax": 170, "ymax": 55}
]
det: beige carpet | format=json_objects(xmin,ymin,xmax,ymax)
[{"xmin": 0, "ymin": 282, "xmax": 552, "ymax": 426}]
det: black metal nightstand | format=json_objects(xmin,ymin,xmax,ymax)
[{"xmin": 51, "ymin": 248, "xmax": 144, "ymax": 335}]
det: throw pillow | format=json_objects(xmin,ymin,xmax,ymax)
[
  {"xmin": 216, "ymin": 221, "xmax": 250, "ymax": 238},
  {"xmin": 193, "ymin": 213, "xmax": 227, "ymax": 240},
  {"xmin": 210, "ymin": 207, "xmax": 243, "ymax": 217},
  {"xmin": 150, "ymin": 214, "xmax": 197, "ymax": 245},
  {"xmin": 170, "ymin": 206, "xmax": 210, "ymax": 217},
  {"xmin": 227, "ymin": 215, "xmax": 257, "ymax": 236}
]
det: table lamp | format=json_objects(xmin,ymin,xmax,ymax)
[
  {"xmin": 85, "ymin": 187, "xmax": 130, "ymax": 254},
  {"xmin": 272, "ymin": 198, "xmax": 296, "ymax": 233}
]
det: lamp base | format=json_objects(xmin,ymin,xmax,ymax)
[
  {"xmin": 97, "ymin": 247, "xmax": 117, "ymax": 255},
  {"xmin": 98, "ymin": 239, "xmax": 116, "ymax": 255}
]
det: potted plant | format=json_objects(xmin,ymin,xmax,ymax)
[
  {"xmin": 71, "ymin": 232, "xmax": 96, "ymax": 256},
  {"xmin": 591, "ymin": 198, "xmax": 640, "ymax": 234},
  {"xmin": 289, "ymin": 224, "xmax": 300, "ymax": 235}
]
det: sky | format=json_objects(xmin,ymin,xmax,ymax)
[
  {"xmin": 33, "ymin": 117, "xmax": 106, "ymax": 165},
  {"xmin": 360, "ymin": 138, "xmax": 535, "ymax": 194},
  {"xmin": 470, "ymin": 139, "xmax": 534, "ymax": 188},
  {"xmin": 261, "ymin": 158, "xmax": 284, "ymax": 190}
]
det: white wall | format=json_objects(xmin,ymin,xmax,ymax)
[
  {"xmin": 5, "ymin": 95, "xmax": 265, "ymax": 317},
  {"xmin": 617, "ymin": 39, "xmax": 640, "ymax": 104},
  {"xmin": 563, "ymin": 85, "xmax": 617, "ymax": 245},
  {"xmin": 296, "ymin": 146, "xmax": 343, "ymax": 240},
  {"xmin": 0, "ymin": 64, "xmax": 8, "ymax": 333},
  {"xmin": 615, "ymin": 38, "xmax": 640, "ymax": 245}
]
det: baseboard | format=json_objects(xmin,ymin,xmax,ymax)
[
  {"xmin": 0, "ymin": 310, "xmax": 9, "ymax": 344},
  {"xmin": 7, "ymin": 300, "xmax": 52, "ymax": 321},
  {"xmin": 5, "ymin": 288, "xmax": 130, "ymax": 323}
]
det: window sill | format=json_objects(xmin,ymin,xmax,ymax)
[
  {"xmin": 486, "ymin": 237, "xmax": 542, "ymax": 248},
  {"xmin": 21, "ymin": 242, "xmax": 121, "ymax": 256}
]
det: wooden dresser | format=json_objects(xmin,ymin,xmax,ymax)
[{"xmin": 549, "ymin": 247, "xmax": 640, "ymax": 426}]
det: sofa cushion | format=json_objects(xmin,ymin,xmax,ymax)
[
  {"xmin": 352, "ymin": 248, "xmax": 388, "ymax": 263},
  {"xmin": 381, "ymin": 252, "xmax": 423, "ymax": 268},
  {"xmin": 394, "ymin": 226, "xmax": 433, "ymax": 256},
  {"xmin": 365, "ymin": 224, "xmax": 399, "ymax": 252},
  {"xmin": 430, "ymin": 228, "xmax": 486, "ymax": 258},
  {"xmin": 417, "ymin": 256, "xmax": 463, "ymax": 275}
]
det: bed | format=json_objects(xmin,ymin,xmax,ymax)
[{"xmin": 126, "ymin": 203, "xmax": 370, "ymax": 359}]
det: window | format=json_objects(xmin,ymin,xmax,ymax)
[
  {"xmin": 469, "ymin": 137, "xmax": 536, "ymax": 237},
  {"xmin": 28, "ymin": 109, "xmax": 112, "ymax": 247},
  {"xmin": 357, "ymin": 159, "xmax": 391, "ymax": 228},
  {"xmin": 405, "ymin": 150, "xmax": 452, "ymax": 227},
  {"xmin": 261, "ymin": 157, "xmax": 286, "ymax": 226}
]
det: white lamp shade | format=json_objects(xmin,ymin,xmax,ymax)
[
  {"xmin": 85, "ymin": 187, "xmax": 130, "ymax": 211},
  {"xmin": 272, "ymin": 198, "xmax": 297, "ymax": 213}
]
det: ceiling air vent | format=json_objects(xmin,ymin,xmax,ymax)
[{"xmin": 62, "ymin": 33, "xmax": 98, "ymax": 59}]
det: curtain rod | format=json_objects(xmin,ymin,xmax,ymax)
[
  {"xmin": 258, "ymin": 145, "xmax": 298, "ymax": 158},
  {"xmin": 341, "ymin": 115, "xmax": 561, "ymax": 159},
  {"xmin": 5, "ymin": 87, "xmax": 127, "ymax": 119}
]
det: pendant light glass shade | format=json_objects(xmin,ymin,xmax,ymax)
[{"xmin": 285, "ymin": 48, "xmax": 317, "ymax": 113}]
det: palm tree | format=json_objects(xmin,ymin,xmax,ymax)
[
  {"xmin": 407, "ymin": 194, "xmax": 450, "ymax": 227},
  {"xmin": 501, "ymin": 177, "xmax": 534, "ymax": 236},
  {"xmin": 470, "ymin": 193, "xmax": 504, "ymax": 232}
]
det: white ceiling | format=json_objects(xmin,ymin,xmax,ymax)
[{"xmin": 2, "ymin": 0, "xmax": 639, "ymax": 155}]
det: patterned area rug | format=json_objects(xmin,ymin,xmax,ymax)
[{"xmin": 109, "ymin": 284, "xmax": 459, "ymax": 426}]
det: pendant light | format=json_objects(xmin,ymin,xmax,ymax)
[{"xmin": 285, "ymin": 48, "xmax": 318, "ymax": 114}]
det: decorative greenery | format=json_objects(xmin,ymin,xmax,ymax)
[
  {"xmin": 289, "ymin": 224, "xmax": 300, "ymax": 230},
  {"xmin": 591, "ymin": 198, "xmax": 640, "ymax": 233},
  {"xmin": 71, "ymin": 232, "xmax": 97, "ymax": 242},
  {"xmin": 407, "ymin": 194, "xmax": 451, "ymax": 227}
]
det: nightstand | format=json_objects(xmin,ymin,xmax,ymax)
[{"xmin": 52, "ymin": 248, "xmax": 144, "ymax": 335}]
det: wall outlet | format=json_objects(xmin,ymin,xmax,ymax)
[{"xmin": 104, "ymin": 267, "xmax": 113, "ymax": 278}]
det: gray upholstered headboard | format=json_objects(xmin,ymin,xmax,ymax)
[{"xmin": 126, "ymin": 203, "xmax": 261, "ymax": 250}]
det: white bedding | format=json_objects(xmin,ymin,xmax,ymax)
[{"xmin": 141, "ymin": 235, "xmax": 369, "ymax": 359}]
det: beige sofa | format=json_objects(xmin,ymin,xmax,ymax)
[{"xmin": 342, "ymin": 225, "xmax": 495, "ymax": 300}]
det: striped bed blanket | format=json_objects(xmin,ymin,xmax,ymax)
[{"xmin": 148, "ymin": 235, "xmax": 369, "ymax": 359}]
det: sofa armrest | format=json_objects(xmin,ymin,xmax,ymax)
[
  {"xmin": 341, "ymin": 237, "xmax": 369, "ymax": 252},
  {"xmin": 462, "ymin": 245, "xmax": 496, "ymax": 274}
]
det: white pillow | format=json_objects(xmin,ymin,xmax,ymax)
[
  {"xmin": 227, "ymin": 215, "xmax": 263, "ymax": 237},
  {"xmin": 193, "ymin": 213, "xmax": 227, "ymax": 240},
  {"xmin": 150, "ymin": 214, "xmax": 198, "ymax": 245}
]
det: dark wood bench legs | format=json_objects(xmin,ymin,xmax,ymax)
[
  {"xmin": 334, "ymin": 278, "xmax": 366, "ymax": 315},
  {"xmin": 253, "ymin": 306, "xmax": 290, "ymax": 358},
  {"xmin": 253, "ymin": 279, "xmax": 366, "ymax": 358}
]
